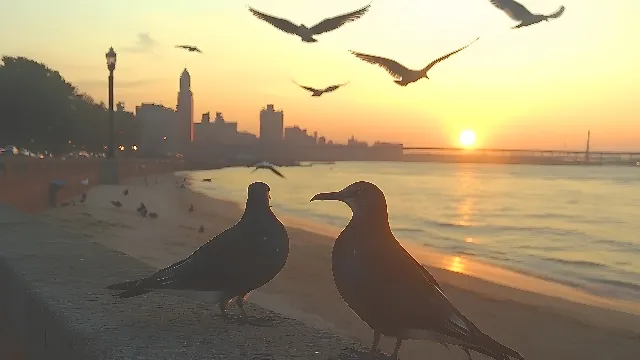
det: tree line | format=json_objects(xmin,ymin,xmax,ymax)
[{"xmin": 0, "ymin": 56, "xmax": 141, "ymax": 156}]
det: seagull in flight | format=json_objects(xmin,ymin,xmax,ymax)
[
  {"xmin": 252, "ymin": 161, "xmax": 285, "ymax": 179},
  {"xmin": 175, "ymin": 45, "xmax": 202, "ymax": 53},
  {"xmin": 489, "ymin": 0, "xmax": 565, "ymax": 29},
  {"xmin": 293, "ymin": 81, "xmax": 349, "ymax": 97},
  {"xmin": 349, "ymin": 38, "xmax": 479, "ymax": 86},
  {"xmin": 248, "ymin": 3, "xmax": 371, "ymax": 43}
]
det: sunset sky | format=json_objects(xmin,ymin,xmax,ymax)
[{"xmin": 1, "ymin": 0, "xmax": 638, "ymax": 150}]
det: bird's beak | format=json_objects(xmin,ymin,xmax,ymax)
[{"xmin": 310, "ymin": 191, "xmax": 344, "ymax": 202}]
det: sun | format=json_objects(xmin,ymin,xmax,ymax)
[{"xmin": 459, "ymin": 130, "xmax": 476, "ymax": 148}]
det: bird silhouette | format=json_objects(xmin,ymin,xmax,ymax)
[
  {"xmin": 107, "ymin": 182, "xmax": 290, "ymax": 325},
  {"xmin": 123, "ymin": 188, "xmax": 129, "ymax": 196},
  {"xmin": 110, "ymin": 200, "xmax": 122, "ymax": 208},
  {"xmin": 137, "ymin": 202, "xmax": 148, "ymax": 217},
  {"xmin": 489, "ymin": 0, "xmax": 565, "ymax": 29},
  {"xmin": 248, "ymin": 3, "xmax": 371, "ymax": 42},
  {"xmin": 350, "ymin": 38, "xmax": 479, "ymax": 86},
  {"xmin": 80, "ymin": 192, "xmax": 87, "ymax": 204},
  {"xmin": 251, "ymin": 161, "xmax": 285, "ymax": 178},
  {"xmin": 175, "ymin": 45, "xmax": 202, "ymax": 53},
  {"xmin": 203, "ymin": 178, "xmax": 212, "ymax": 182},
  {"xmin": 293, "ymin": 81, "xmax": 349, "ymax": 97},
  {"xmin": 311, "ymin": 181, "xmax": 524, "ymax": 360}
]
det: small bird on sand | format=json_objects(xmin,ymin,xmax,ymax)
[
  {"xmin": 198, "ymin": 225, "xmax": 205, "ymax": 233},
  {"xmin": 175, "ymin": 45, "xmax": 202, "ymax": 53},
  {"xmin": 111, "ymin": 200, "xmax": 122, "ymax": 208},
  {"xmin": 350, "ymin": 38, "xmax": 479, "ymax": 86},
  {"xmin": 123, "ymin": 189, "xmax": 129, "ymax": 196},
  {"xmin": 203, "ymin": 178, "xmax": 212, "ymax": 182},
  {"xmin": 293, "ymin": 81, "xmax": 349, "ymax": 97},
  {"xmin": 489, "ymin": 0, "xmax": 565, "ymax": 29},
  {"xmin": 137, "ymin": 202, "xmax": 148, "ymax": 217},
  {"xmin": 188, "ymin": 204, "xmax": 194, "ymax": 212},
  {"xmin": 248, "ymin": 3, "xmax": 370, "ymax": 43},
  {"xmin": 311, "ymin": 181, "xmax": 524, "ymax": 360},
  {"xmin": 80, "ymin": 192, "xmax": 87, "ymax": 204},
  {"xmin": 148, "ymin": 212, "xmax": 159, "ymax": 219},
  {"xmin": 251, "ymin": 161, "xmax": 285, "ymax": 178},
  {"xmin": 107, "ymin": 182, "xmax": 290, "ymax": 325}
]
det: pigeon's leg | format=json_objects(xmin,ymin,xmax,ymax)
[
  {"xmin": 235, "ymin": 293, "xmax": 274, "ymax": 327},
  {"xmin": 369, "ymin": 331, "xmax": 381, "ymax": 359},
  {"xmin": 391, "ymin": 339, "xmax": 403, "ymax": 360}
]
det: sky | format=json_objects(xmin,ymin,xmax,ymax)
[{"xmin": 1, "ymin": 0, "xmax": 638, "ymax": 150}]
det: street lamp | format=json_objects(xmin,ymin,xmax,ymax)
[{"xmin": 105, "ymin": 47, "xmax": 117, "ymax": 158}]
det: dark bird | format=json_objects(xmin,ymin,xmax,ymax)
[
  {"xmin": 137, "ymin": 202, "xmax": 148, "ymax": 217},
  {"xmin": 198, "ymin": 225, "xmax": 205, "ymax": 233},
  {"xmin": 294, "ymin": 81, "xmax": 349, "ymax": 97},
  {"xmin": 123, "ymin": 188, "xmax": 129, "ymax": 196},
  {"xmin": 111, "ymin": 200, "xmax": 122, "ymax": 208},
  {"xmin": 175, "ymin": 45, "xmax": 202, "ymax": 53},
  {"xmin": 203, "ymin": 178, "xmax": 212, "ymax": 182},
  {"xmin": 350, "ymin": 38, "xmax": 479, "ymax": 86},
  {"xmin": 148, "ymin": 212, "xmax": 159, "ymax": 219},
  {"xmin": 106, "ymin": 182, "xmax": 290, "ymax": 325},
  {"xmin": 80, "ymin": 192, "xmax": 87, "ymax": 204},
  {"xmin": 188, "ymin": 204, "xmax": 194, "ymax": 212},
  {"xmin": 310, "ymin": 181, "xmax": 524, "ymax": 360},
  {"xmin": 248, "ymin": 3, "xmax": 371, "ymax": 43},
  {"xmin": 251, "ymin": 161, "xmax": 285, "ymax": 178},
  {"xmin": 489, "ymin": 0, "xmax": 565, "ymax": 29}
]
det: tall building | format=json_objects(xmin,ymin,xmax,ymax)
[
  {"xmin": 176, "ymin": 68, "xmax": 194, "ymax": 150},
  {"xmin": 136, "ymin": 103, "xmax": 179, "ymax": 156},
  {"xmin": 259, "ymin": 104, "xmax": 284, "ymax": 143}
]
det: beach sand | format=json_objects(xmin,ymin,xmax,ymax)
[{"xmin": 40, "ymin": 173, "xmax": 640, "ymax": 360}]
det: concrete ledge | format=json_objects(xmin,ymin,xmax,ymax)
[{"xmin": 0, "ymin": 205, "xmax": 368, "ymax": 360}]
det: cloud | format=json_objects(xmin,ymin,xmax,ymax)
[{"xmin": 122, "ymin": 33, "xmax": 159, "ymax": 54}]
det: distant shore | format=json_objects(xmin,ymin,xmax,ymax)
[{"xmin": 40, "ymin": 172, "xmax": 640, "ymax": 360}]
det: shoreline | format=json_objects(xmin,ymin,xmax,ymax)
[{"xmin": 39, "ymin": 172, "xmax": 640, "ymax": 359}]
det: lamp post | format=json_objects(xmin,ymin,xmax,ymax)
[{"xmin": 105, "ymin": 47, "xmax": 117, "ymax": 159}]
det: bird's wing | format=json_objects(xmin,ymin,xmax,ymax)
[
  {"xmin": 309, "ymin": 4, "xmax": 371, "ymax": 35},
  {"xmin": 489, "ymin": 0, "xmax": 533, "ymax": 21},
  {"xmin": 175, "ymin": 45, "xmax": 188, "ymax": 49},
  {"xmin": 248, "ymin": 7, "xmax": 300, "ymax": 35},
  {"xmin": 349, "ymin": 51, "xmax": 410, "ymax": 79},
  {"xmin": 422, "ymin": 38, "xmax": 479, "ymax": 74},
  {"xmin": 546, "ymin": 5, "xmax": 565, "ymax": 18},
  {"xmin": 293, "ymin": 81, "xmax": 320, "ymax": 93},
  {"xmin": 193, "ymin": 47, "xmax": 203, "ymax": 53},
  {"xmin": 323, "ymin": 82, "xmax": 349, "ymax": 93},
  {"xmin": 268, "ymin": 166, "xmax": 286, "ymax": 178}
]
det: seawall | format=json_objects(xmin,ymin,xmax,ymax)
[{"xmin": 0, "ymin": 205, "xmax": 366, "ymax": 359}]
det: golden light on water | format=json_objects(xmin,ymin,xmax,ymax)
[{"xmin": 447, "ymin": 256, "xmax": 466, "ymax": 273}]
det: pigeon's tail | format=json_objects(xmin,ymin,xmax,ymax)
[{"xmin": 464, "ymin": 333, "xmax": 524, "ymax": 360}]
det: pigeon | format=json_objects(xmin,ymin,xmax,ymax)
[
  {"xmin": 203, "ymin": 178, "xmax": 212, "ymax": 182},
  {"xmin": 310, "ymin": 181, "xmax": 524, "ymax": 360},
  {"xmin": 80, "ymin": 178, "xmax": 89, "ymax": 186},
  {"xmin": 189, "ymin": 204, "xmax": 194, "ymax": 212},
  {"xmin": 175, "ymin": 45, "xmax": 202, "ymax": 53},
  {"xmin": 251, "ymin": 161, "xmax": 285, "ymax": 178},
  {"xmin": 148, "ymin": 212, "xmax": 159, "ymax": 219},
  {"xmin": 198, "ymin": 225, "xmax": 205, "ymax": 233},
  {"xmin": 350, "ymin": 38, "xmax": 479, "ymax": 86},
  {"xmin": 248, "ymin": 3, "xmax": 371, "ymax": 43},
  {"xmin": 123, "ymin": 188, "xmax": 129, "ymax": 196},
  {"xmin": 137, "ymin": 202, "xmax": 148, "ymax": 217},
  {"xmin": 294, "ymin": 81, "xmax": 349, "ymax": 97},
  {"xmin": 111, "ymin": 200, "xmax": 122, "ymax": 208},
  {"xmin": 489, "ymin": 0, "xmax": 565, "ymax": 29},
  {"xmin": 80, "ymin": 192, "xmax": 87, "ymax": 204},
  {"xmin": 106, "ymin": 182, "xmax": 290, "ymax": 325}
]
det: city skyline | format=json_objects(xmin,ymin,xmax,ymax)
[{"xmin": 1, "ymin": 0, "xmax": 638, "ymax": 150}]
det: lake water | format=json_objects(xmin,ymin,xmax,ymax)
[{"xmin": 184, "ymin": 162, "xmax": 640, "ymax": 303}]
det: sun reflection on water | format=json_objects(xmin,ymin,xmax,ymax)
[{"xmin": 447, "ymin": 256, "xmax": 466, "ymax": 273}]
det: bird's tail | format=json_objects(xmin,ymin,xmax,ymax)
[{"xmin": 463, "ymin": 333, "xmax": 524, "ymax": 360}]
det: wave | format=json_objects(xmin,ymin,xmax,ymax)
[{"xmin": 539, "ymin": 257, "xmax": 609, "ymax": 269}]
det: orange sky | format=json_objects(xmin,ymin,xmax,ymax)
[{"xmin": 1, "ymin": 0, "xmax": 638, "ymax": 149}]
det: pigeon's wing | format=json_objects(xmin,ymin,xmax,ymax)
[
  {"xmin": 309, "ymin": 4, "xmax": 371, "ymax": 35},
  {"xmin": 268, "ymin": 166, "xmax": 286, "ymax": 178},
  {"xmin": 546, "ymin": 5, "xmax": 565, "ymax": 18},
  {"xmin": 489, "ymin": 0, "xmax": 533, "ymax": 21},
  {"xmin": 249, "ymin": 7, "xmax": 300, "ymax": 35},
  {"xmin": 294, "ymin": 81, "xmax": 319, "ymax": 93},
  {"xmin": 349, "ymin": 51, "xmax": 410, "ymax": 79},
  {"xmin": 323, "ymin": 82, "xmax": 349, "ymax": 93},
  {"xmin": 422, "ymin": 38, "xmax": 479, "ymax": 74}
]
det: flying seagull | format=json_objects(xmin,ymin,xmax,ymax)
[
  {"xmin": 293, "ymin": 81, "xmax": 349, "ymax": 97},
  {"xmin": 175, "ymin": 45, "xmax": 202, "ymax": 53},
  {"xmin": 251, "ymin": 161, "xmax": 285, "ymax": 178},
  {"xmin": 107, "ymin": 182, "xmax": 289, "ymax": 325},
  {"xmin": 248, "ymin": 3, "xmax": 371, "ymax": 43},
  {"xmin": 489, "ymin": 0, "xmax": 565, "ymax": 29},
  {"xmin": 310, "ymin": 181, "xmax": 524, "ymax": 360},
  {"xmin": 350, "ymin": 38, "xmax": 479, "ymax": 86}
]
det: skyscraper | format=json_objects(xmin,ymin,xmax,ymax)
[
  {"xmin": 259, "ymin": 104, "xmax": 284, "ymax": 144},
  {"xmin": 176, "ymin": 68, "xmax": 194, "ymax": 150}
]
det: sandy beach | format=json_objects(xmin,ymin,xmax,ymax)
[{"xmin": 40, "ymin": 173, "xmax": 640, "ymax": 360}]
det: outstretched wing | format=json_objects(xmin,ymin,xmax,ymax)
[
  {"xmin": 309, "ymin": 3, "xmax": 371, "ymax": 35},
  {"xmin": 175, "ymin": 45, "xmax": 188, "ymax": 49},
  {"xmin": 192, "ymin": 47, "xmax": 202, "ymax": 53},
  {"xmin": 249, "ymin": 7, "xmax": 300, "ymax": 35},
  {"xmin": 349, "ymin": 51, "xmax": 410, "ymax": 79},
  {"xmin": 490, "ymin": 0, "xmax": 533, "ymax": 21},
  {"xmin": 293, "ymin": 81, "xmax": 320, "ymax": 93},
  {"xmin": 422, "ymin": 38, "xmax": 479, "ymax": 74},
  {"xmin": 268, "ymin": 166, "xmax": 286, "ymax": 178},
  {"xmin": 546, "ymin": 5, "xmax": 565, "ymax": 19},
  {"xmin": 323, "ymin": 82, "xmax": 349, "ymax": 93}
]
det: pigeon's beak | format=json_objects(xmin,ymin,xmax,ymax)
[{"xmin": 310, "ymin": 191, "xmax": 344, "ymax": 202}]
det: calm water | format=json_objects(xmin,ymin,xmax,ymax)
[{"xmin": 184, "ymin": 162, "xmax": 640, "ymax": 302}]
